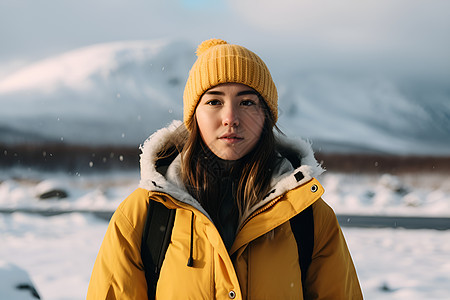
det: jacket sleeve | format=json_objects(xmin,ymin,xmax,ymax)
[
  {"xmin": 303, "ymin": 198, "xmax": 363, "ymax": 300},
  {"xmin": 87, "ymin": 189, "xmax": 149, "ymax": 300}
]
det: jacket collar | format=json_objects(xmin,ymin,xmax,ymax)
[{"xmin": 139, "ymin": 120, "xmax": 324, "ymax": 220}]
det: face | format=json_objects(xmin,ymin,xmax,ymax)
[{"xmin": 195, "ymin": 83, "xmax": 266, "ymax": 161}]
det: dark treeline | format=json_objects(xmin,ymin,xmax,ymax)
[{"xmin": 1, "ymin": 143, "xmax": 450, "ymax": 174}]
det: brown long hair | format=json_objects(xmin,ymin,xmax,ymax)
[{"xmin": 180, "ymin": 101, "xmax": 278, "ymax": 217}]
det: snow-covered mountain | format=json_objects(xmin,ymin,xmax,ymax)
[
  {"xmin": 1, "ymin": 39, "xmax": 449, "ymax": 155},
  {"xmin": 0, "ymin": 39, "xmax": 194, "ymax": 146},
  {"xmin": 276, "ymin": 74, "xmax": 450, "ymax": 155}
]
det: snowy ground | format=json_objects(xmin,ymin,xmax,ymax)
[
  {"xmin": 1, "ymin": 169, "xmax": 449, "ymax": 299},
  {"xmin": 345, "ymin": 227, "xmax": 450, "ymax": 299},
  {"xmin": 322, "ymin": 172, "xmax": 450, "ymax": 217}
]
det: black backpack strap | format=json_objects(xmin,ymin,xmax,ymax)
[
  {"xmin": 290, "ymin": 204, "xmax": 314, "ymax": 286},
  {"xmin": 141, "ymin": 200, "xmax": 176, "ymax": 300}
]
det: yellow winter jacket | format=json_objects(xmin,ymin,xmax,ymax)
[{"xmin": 87, "ymin": 121, "xmax": 363, "ymax": 299}]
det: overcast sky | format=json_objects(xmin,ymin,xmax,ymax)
[{"xmin": 1, "ymin": 0, "xmax": 449, "ymax": 81}]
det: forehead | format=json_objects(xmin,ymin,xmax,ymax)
[{"xmin": 205, "ymin": 83, "xmax": 258, "ymax": 95}]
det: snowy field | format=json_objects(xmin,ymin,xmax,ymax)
[
  {"xmin": 1, "ymin": 169, "xmax": 449, "ymax": 299},
  {"xmin": 2, "ymin": 211, "xmax": 450, "ymax": 299},
  {"xmin": 1, "ymin": 168, "xmax": 449, "ymax": 217}
]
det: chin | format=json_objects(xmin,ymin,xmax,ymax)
[
  {"xmin": 217, "ymin": 154, "xmax": 240, "ymax": 161},
  {"xmin": 216, "ymin": 149, "xmax": 248, "ymax": 161}
]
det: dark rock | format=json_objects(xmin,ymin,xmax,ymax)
[
  {"xmin": 16, "ymin": 283, "xmax": 41, "ymax": 299},
  {"xmin": 38, "ymin": 189, "xmax": 68, "ymax": 199}
]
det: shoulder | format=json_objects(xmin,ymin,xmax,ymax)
[
  {"xmin": 311, "ymin": 198, "xmax": 337, "ymax": 222},
  {"xmin": 116, "ymin": 188, "xmax": 150, "ymax": 216},
  {"xmin": 311, "ymin": 198, "xmax": 341, "ymax": 237},
  {"xmin": 88, "ymin": 189, "xmax": 151, "ymax": 299},
  {"xmin": 110, "ymin": 188, "xmax": 150, "ymax": 242}
]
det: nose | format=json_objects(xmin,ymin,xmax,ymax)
[{"xmin": 222, "ymin": 104, "xmax": 239, "ymax": 127}]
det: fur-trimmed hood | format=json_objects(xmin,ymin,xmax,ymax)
[{"xmin": 139, "ymin": 120, "xmax": 324, "ymax": 221}]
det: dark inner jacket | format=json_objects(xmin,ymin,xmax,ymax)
[
  {"xmin": 189, "ymin": 147, "xmax": 260, "ymax": 251},
  {"xmin": 201, "ymin": 148, "xmax": 285, "ymax": 251},
  {"xmin": 206, "ymin": 156, "xmax": 239, "ymax": 251}
]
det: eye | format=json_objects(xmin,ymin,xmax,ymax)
[
  {"xmin": 206, "ymin": 99, "xmax": 222, "ymax": 106},
  {"xmin": 241, "ymin": 99, "xmax": 257, "ymax": 106}
]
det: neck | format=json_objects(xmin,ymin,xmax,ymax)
[{"xmin": 200, "ymin": 146, "xmax": 253, "ymax": 178}]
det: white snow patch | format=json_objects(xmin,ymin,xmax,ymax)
[
  {"xmin": 345, "ymin": 227, "xmax": 450, "ymax": 299},
  {"xmin": 322, "ymin": 172, "xmax": 450, "ymax": 217},
  {"xmin": 0, "ymin": 261, "xmax": 40, "ymax": 300}
]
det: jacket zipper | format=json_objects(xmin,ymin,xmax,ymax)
[{"xmin": 239, "ymin": 195, "xmax": 283, "ymax": 230}]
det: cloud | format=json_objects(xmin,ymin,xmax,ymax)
[
  {"xmin": 1, "ymin": 0, "xmax": 448, "ymax": 81},
  {"xmin": 228, "ymin": 0, "xmax": 450, "ymax": 39},
  {"xmin": 227, "ymin": 0, "xmax": 450, "ymax": 76}
]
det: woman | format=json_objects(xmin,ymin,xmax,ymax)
[{"xmin": 87, "ymin": 39, "xmax": 363, "ymax": 299}]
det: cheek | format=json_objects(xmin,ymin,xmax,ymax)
[
  {"xmin": 243, "ymin": 111, "xmax": 265, "ymax": 137},
  {"xmin": 195, "ymin": 109, "xmax": 209, "ymax": 132},
  {"xmin": 195, "ymin": 110, "xmax": 215, "ymax": 143},
  {"xmin": 253, "ymin": 121, "xmax": 265, "ymax": 140},
  {"xmin": 196, "ymin": 107, "xmax": 218, "ymax": 126}
]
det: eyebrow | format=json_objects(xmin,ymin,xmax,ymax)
[
  {"xmin": 204, "ymin": 90, "xmax": 258, "ymax": 96},
  {"xmin": 237, "ymin": 90, "xmax": 259, "ymax": 96}
]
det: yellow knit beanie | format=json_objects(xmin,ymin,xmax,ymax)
[{"xmin": 183, "ymin": 38, "xmax": 278, "ymax": 130}]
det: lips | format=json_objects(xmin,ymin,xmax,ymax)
[
  {"xmin": 219, "ymin": 133, "xmax": 243, "ymax": 142},
  {"xmin": 220, "ymin": 133, "xmax": 242, "ymax": 139}
]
